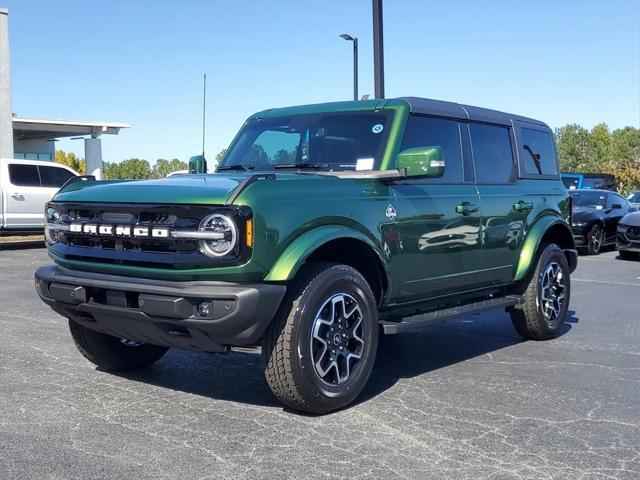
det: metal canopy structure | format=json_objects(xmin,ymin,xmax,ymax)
[{"xmin": 12, "ymin": 118, "xmax": 130, "ymax": 141}]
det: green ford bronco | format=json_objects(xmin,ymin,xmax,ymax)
[{"xmin": 36, "ymin": 97, "xmax": 577, "ymax": 414}]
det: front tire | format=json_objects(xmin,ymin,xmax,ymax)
[
  {"xmin": 263, "ymin": 263, "xmax": 378, "ymax": 414},
  {"xmin": 510, "ymin": 244, "xmax": 570, "ymax": 340},
  {"xmin": 69, "ymin": 320, "xmax": 169, "ymax": 371},
  {"xmin": 586, "ymin": 223, "xmax": 604, "ymax": 255}
]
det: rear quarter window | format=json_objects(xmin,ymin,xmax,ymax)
[
  {"xmin": 8, "ymin": 164, "xmax": 41, "ymax": 187},
  {"xmin": 520, "ymin": 128, "xmax": 558, "ymax": 176}
]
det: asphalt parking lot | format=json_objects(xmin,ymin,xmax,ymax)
[{"xmin": 1, "ymin": 247, "xmax": 638, "ymax": 480}]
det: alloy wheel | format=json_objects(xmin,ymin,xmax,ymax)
[
  {"xmin": 590, "ymin": 225, "xmax": 603, "ymax": 253},
  {"xmin": 538, "ymin": 262, "xmax": 566, "ymax": 326},
  {"xmin": 310, "ymin": 293, "xmax": 365, "ymax": 385}
]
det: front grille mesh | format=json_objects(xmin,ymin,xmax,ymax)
[{"xmin": 47, "ymin": 203, "xmax": 242, "ymax": 269}]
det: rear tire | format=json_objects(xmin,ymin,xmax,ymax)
[
  {"xmin": 69, "ymin": 320, "xmax": 168, "ymax": 371},
  {"xmin": 263, "ymin": 263, "xmax": 378, "ymax": 414},
  {"xmin": 510, "ymin": 244, "xmax": 570, "ymax": 340}
]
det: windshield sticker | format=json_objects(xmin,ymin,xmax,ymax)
[
  {"xmin": 356, "ymin": 158, "xmax": 374, "ymax": 171},
  {"xmin": 372, "ymin": 124, "xmax": 384, "ymax": 134}
]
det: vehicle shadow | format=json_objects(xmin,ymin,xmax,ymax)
[
  {"xmin": 356, "ymin": 309, "xmax": 575, "ymax": 406},
  {"xmin": 114, "ymin": 310, "xmax": 576, "ymax": 412}
]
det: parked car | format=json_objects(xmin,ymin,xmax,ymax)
[
  {"xmin": 561, "ymin": 172, "xmax": 617, "ymax": 191},
  {"xmin": 626, "ymin": 190, "xmax": 640, "ymax": 210},
  {"xmin": 617, "ymin": 211, "xmax": 640, "ymax": 260},
  {"xmin": 569, "ymin": 189, "xmax": 632, "ymax": 255},
  {"xmin": 0, "ymin": 158, "xmax": 78, "ymax": 233},
  {"xmin": 35, "ymin": 97, "xmax": 577, "ymax": 414}
]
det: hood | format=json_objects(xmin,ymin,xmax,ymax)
[
  {"xmin": 621, "ymin": 211, "xmax": 640, "ymax": 226},
  {"xmin": 571, "ymin": 206, "xmax": 604, "ymax": 224},
  {"xmin": 53, "ymin": 174, "xmax": 244, "ymax": 205}
]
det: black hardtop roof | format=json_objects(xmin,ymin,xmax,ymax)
[
  {"xmin": 562, "ymin": 172, "xmax": 616, "ymax": 178},
  {"xmin": 568, "ymin": 189, "xmax": 617, "ymax": 194},
  {"xmin": 399, "ymin": 97, "xmax": 549, "ymax": 128}
]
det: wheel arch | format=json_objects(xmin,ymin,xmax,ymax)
[
  {"xmin": 514, "ymin": 217, "xmax": 576, "ymax": 281},
  {"xmin": 263, "ymin": 226, "xmax": 389, "ymax": 305}
]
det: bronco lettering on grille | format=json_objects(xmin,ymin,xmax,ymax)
[{"xmin": 69, "ymin": 223, "xmax": 170, "ymax": 238}]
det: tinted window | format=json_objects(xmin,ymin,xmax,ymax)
[
  {"xmin": 569, "ymin": 191, "xmax": 606, "ymax": 208},
  {"xmin": 605, "ymin": 194, "xmax": 627, "ymax": 209},
  {"xmin": 400, "ymin": 116, "xmax": 463, "ymax": 182},
  {"xmin": 628, "ymin": 192, "xmax": 640, "ymax": 203},
  {"xmin": 38, "ymin": 165, "xmax": 75, "ymax": 188},
  {"xmin": 562, "ymin": 175, "xmax": 580, "ymax": 189},
  {"xmin": 469, "ymin": 124, "xmax": 514, "ymax": 184},
  {"xmin": 520, "ymin": 128, "xmax": 558, "ymax": 176},
  {"xmin": 8, "ymin": 164, "xmax": 40, "ymax": 187},
  {"xmin": 582, "ymin": 176, "xmax": 616, "ymax": 190}
]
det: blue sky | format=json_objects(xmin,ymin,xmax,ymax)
[{"xmin": 3, "ymin": 0, "xmax": 639, "ymax": 164}]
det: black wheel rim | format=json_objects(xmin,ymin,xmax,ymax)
[{"xmin": 310, "ymin": 293, "xmax": 365, "ymax": 386}]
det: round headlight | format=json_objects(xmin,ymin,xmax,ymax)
[
  {"xmin": 44, "ymin": 224, "xmax": 58, "ymax": 244},
  {"xmin": 198, "ymin": 213, "xmax": 238, "ymax": 257}
]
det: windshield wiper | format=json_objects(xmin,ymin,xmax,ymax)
[
  {"xmin": 217, "ymin": 164, "xmax": 255, "ymax": 172},
  {"xmin": 274, "ymin": 163, "xmax": 328, "ymax": 170}
]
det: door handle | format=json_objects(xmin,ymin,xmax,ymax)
[
  {"xmin": 455, "ymin": 202, "xmax": 479, "ymax": 215},
  {"xmin": 10, "ymin": 192, "xmax": 24, "ymax": 199},
  {"xmin": 513, "ymin": 200, "xmax": 533, "ymax": 212}
]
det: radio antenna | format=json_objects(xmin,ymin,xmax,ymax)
[{"xmin": 202, "ymin": 73, "xmax": 207, "ymax": 157}]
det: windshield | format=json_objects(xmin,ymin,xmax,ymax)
[
  {"xmin": 562, "ymin": 175, "xmax": 580, "ymax": 189},
  {"xmin": 219, "ymin": 110, "xmax": 394, "ymax": 172},
  {"xmin": 569, "ymin": 191, "xmax": 607, "ymax": 208},
  {"xmin": 627, "ymin": 192, "xmax": 640, "ymax": 203}
]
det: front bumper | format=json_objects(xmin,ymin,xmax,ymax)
[
  {"xmin": 571, "ymin": 226, "xmax": 587, "ymax": 247},
  {"xmin": 617, "ymin": 226, "xmax": 640, "ymax": 252},
  {"xmin": 35, "ymin": 265, "xmax": 286, "ymax": 353}
]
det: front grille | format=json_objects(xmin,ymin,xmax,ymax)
[{"xmin": 47, "ymin": 203, "xmax": 251, "ymax": 269}]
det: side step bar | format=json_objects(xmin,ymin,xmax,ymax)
[{"xmin": 379, "ymin": 295, "xmax": 523, "ymax": 335}]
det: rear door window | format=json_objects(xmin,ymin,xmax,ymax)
[
  {"xmin": 400, "ymin": 115, "xmax": 464, "ymax": 183},
  {"xmin": 520, "ymin": 128, "xmax": 558, "ymax": 176},
  {"xmin": 8, "ymin": 164, "xmax": 41, "ymax": 187},
  {"xmin": 469, "ymin": 124, "xmax": 514, "ymax": 184},
  {"xmin": 38, "ymin": 165, "xmax": 75, "ymax": 188}
]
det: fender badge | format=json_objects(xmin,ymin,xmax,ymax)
[{"xmin": 385, "ymin": 204, "xmax": 397, "ymax": 221}]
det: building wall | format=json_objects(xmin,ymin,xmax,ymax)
[
  {"xmin": 0, "ymin": 8, "xmax": 15, "ymax": 159},
  {"xmin": 13, "ymin": 138, "xmax": 55, "ymax": 160}
]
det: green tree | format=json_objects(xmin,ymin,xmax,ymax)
[
  {"xmin": 554, "ymin": 124, "xmax": 597, "ymax": 172},
  {"xmin": 102, "ymin": 161, "xmax": 121, "ymax": 180},
  {"xmin": 244, "ymin": 145, "xmax": 268, "ymax": 165},
  {"xmin": 55, "ymin": 150, "xmax": 85, "ymax": 175},
  {"xmin": 104, "ymin": 158, "xmax": 152, "ymax": 180},
  {"xmin": 555, "ymin": 123, "xmax": 640, "ymax": 195},
  {"xmin": 152, "ymin": 158, "xmax": 188, "ymax": 178},
  {"xmin": 272, "ymin": 149, "xmax": 296, "ymax": 165},
  {"xmin": 215, "ymin": 149, "xmax": 227, "ymax": 164},
  {"xmin": 609, "ymin": 127, "xmax": 640, "ymax": 194}
]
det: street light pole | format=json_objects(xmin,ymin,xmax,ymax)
[{"xmin": 340, "ymin": 33, "xmax": 358, "ymax": 101}]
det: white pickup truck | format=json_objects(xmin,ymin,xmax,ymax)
[{"xmin": 0, "ymin": 158, "xmax": 78, "ymax": 233}]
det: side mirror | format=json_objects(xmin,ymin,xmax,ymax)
[
  {"xmin": 189, "ymin": 155, "xmax": 207, "ymax": 174},
  {"xmin": 611, "ymin": 203, "xmax": 623, "ymax": 210},
  {"xmin": 397, "ymin": 146, "xmax": 445, "ymax": 178}
]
